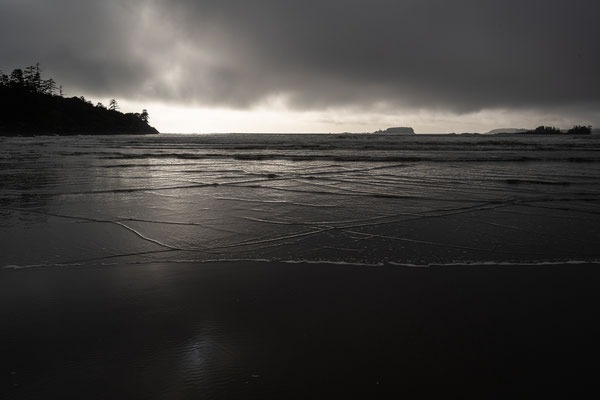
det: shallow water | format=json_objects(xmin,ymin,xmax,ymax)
[{"xmin": 1, "ymin": 133, "xmax": 600, "ymax": 267}]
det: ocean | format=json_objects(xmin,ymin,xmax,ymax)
[
  {"xmin": 2, "ymin": 133, "xmax": 599, "ymax": 268},
  {"xmin": 3, "ymin": 133, "xmax": 600, "ymax": 398}
]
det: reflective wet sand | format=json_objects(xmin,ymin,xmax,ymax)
[{"xmin": 2, "ymin": 262, "xmax": 600, "ymax": 398}]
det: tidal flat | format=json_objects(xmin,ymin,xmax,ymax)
[{"xmin": 2, "ymin": 133, "xmax": 600, "ymax": 397}]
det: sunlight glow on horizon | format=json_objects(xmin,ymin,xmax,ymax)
[{"xmin": 82, "ymin": 95, "xmax": 597, "ymax": 135}]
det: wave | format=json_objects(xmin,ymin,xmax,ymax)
[
  {"xmin": 5, "ymin": 134, "xmax": 600, "ymax": 165},
  {"xmin": 5, "ymin": 258, "xmax": 600, "ymax": 270},
  {"xmin": 388, "ymin": 260, "xmax": 600, "ymax": 268},
  {"xmin": 503, "ymin": 179, "xmax": 572, "ymax": 186},
  {"xmin": 91, "ymin": 152, "xmax": 600, "ymax": 163}
]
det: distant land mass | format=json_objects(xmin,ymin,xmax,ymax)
[
  {"xmin": 0, "ymin": 64, "xmax": 158, "ymax": 135},
  {"xmin": 374, "ymin": 127, "xmax": 415, "ymax": 134},
  {"xmin": 488, "ymin": 125, "xmax": 592, "ymax": 135}
]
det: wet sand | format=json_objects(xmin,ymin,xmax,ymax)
[{"xmin": 2, "ymin": 262, "xmax": 600, "ymax": 398}]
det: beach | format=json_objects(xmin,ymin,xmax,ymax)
[
  {"xmin": 3, "ymin": 0, "xmax": 600, "ymax": 396},
  {"xmin": 1, "ymin": 133, "xmax": 600, "ymax": 397},
  {"xmin": 3, "ymin": 261, "xmax": 600, "ymax": 398}
]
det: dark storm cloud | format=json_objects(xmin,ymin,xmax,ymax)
[
  {"xmin": 0, "ymin": 0, "xmax": 156, "ymax": 96},
  {"xmin": 2, "ymin": 0, "xmax": 599, "ymax": 113}
]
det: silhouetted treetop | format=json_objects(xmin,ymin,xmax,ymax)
[
  {"xmin": 108, "ymin": 98, "xmax": 119, "ymax": 111},
  {"xmin": 567, "ymin": 125, "xmax": 592, "ymax": 135},
  {"xmin": 140, "ymin": 109, "xmax": 149, "ymax": 123},
  {"xmin": 0, "ymin": 63, "xmax": 58, "ymax": 96}
]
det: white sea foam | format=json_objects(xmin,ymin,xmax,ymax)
[
  {"xmin": 388, "ymin": 260, "xmax": 600, "ymax": 268},
  {"xmin": 2, "ymin": 263, "xmax": 85, "ymax": 270},
  {"xmin": 5, "ymin": 259, "xmax": 600, "ymax": 271}
]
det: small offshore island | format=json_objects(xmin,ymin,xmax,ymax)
[
  {"xmin": 373, "ymin": 126, "xmax": 415, "ymax": 135},
  {"xmin": 0, "ymin": 64, "xmax": 158, "ymax": 135}
]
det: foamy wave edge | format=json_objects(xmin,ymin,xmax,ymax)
[{"xmin": 4, "ymin": 259, "xmax": 600, "ymax": 270}]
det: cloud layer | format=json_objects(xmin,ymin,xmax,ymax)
[{"xmin": 2, "ymin": 0, "xmax": 599, "ymax": 117}]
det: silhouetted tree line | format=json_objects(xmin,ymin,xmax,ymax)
[
  {"xmin": 0, "ymin": 63, "xmax": 58, "ymax": 96},
  {"xmin": 566, "ymin": 125, "xmax": 592, "ymax": 135},
  {"xmin": 1, "ymin": 64, "xmax": 150, "ymax": 123},
  {"xmin": 524, "ymin": 125, "xmax": 592, "ymax": 135},
  {"xmin": 0, "ymin": 64, "xmax": 157, "ymax": 135}
]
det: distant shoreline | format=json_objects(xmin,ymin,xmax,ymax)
[
  {"xmin": 1, "ymin": 64, "xmax": 159, "ymax": 136},
  {"xmin": 0, "ymin": 87, "xmax": 159, "ymax": 136}
]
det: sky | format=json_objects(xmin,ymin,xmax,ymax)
[{"xmin": 1, "ymin": 0, "xmax": 599, "ymax": 133}]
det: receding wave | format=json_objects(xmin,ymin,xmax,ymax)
[
  {"xmin": 504, "ymin": 179, "xmax": 572, "ymax": 186},
  {"xmin": 5, "ymin": 258, "xmax": 600, "ymax": 270},
  {"xmin": 92, "ymin": 152, "xmax": 600, "ymax": 163}
]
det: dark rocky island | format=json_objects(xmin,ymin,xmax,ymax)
[
  {"xmin": 0, "ymin": 64, "xmax": 158, "ymax": 135},
  {"xmin": 374, "ymin": 127, "xmax": 415, "ymax": 134}
]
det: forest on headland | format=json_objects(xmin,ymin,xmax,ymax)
[
  {"xmin": 0, "ymin": 64, "xmax": 158, "ymax": 135},
  {"xmin": 489, "ymin": 125, "xmax": 592, "ymax": 135},
  {"xmin": 519, "ymin": 125, "xmax": 591, "ymax": 135}
]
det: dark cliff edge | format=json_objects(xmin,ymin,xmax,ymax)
[{"xmin": 0, "ymin": 86, "xmax": 159, "ymax": 136}]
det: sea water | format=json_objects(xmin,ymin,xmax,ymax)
[{"xmin": 1, "ymin": 133, "xmax": 600, "ymax": 268}]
